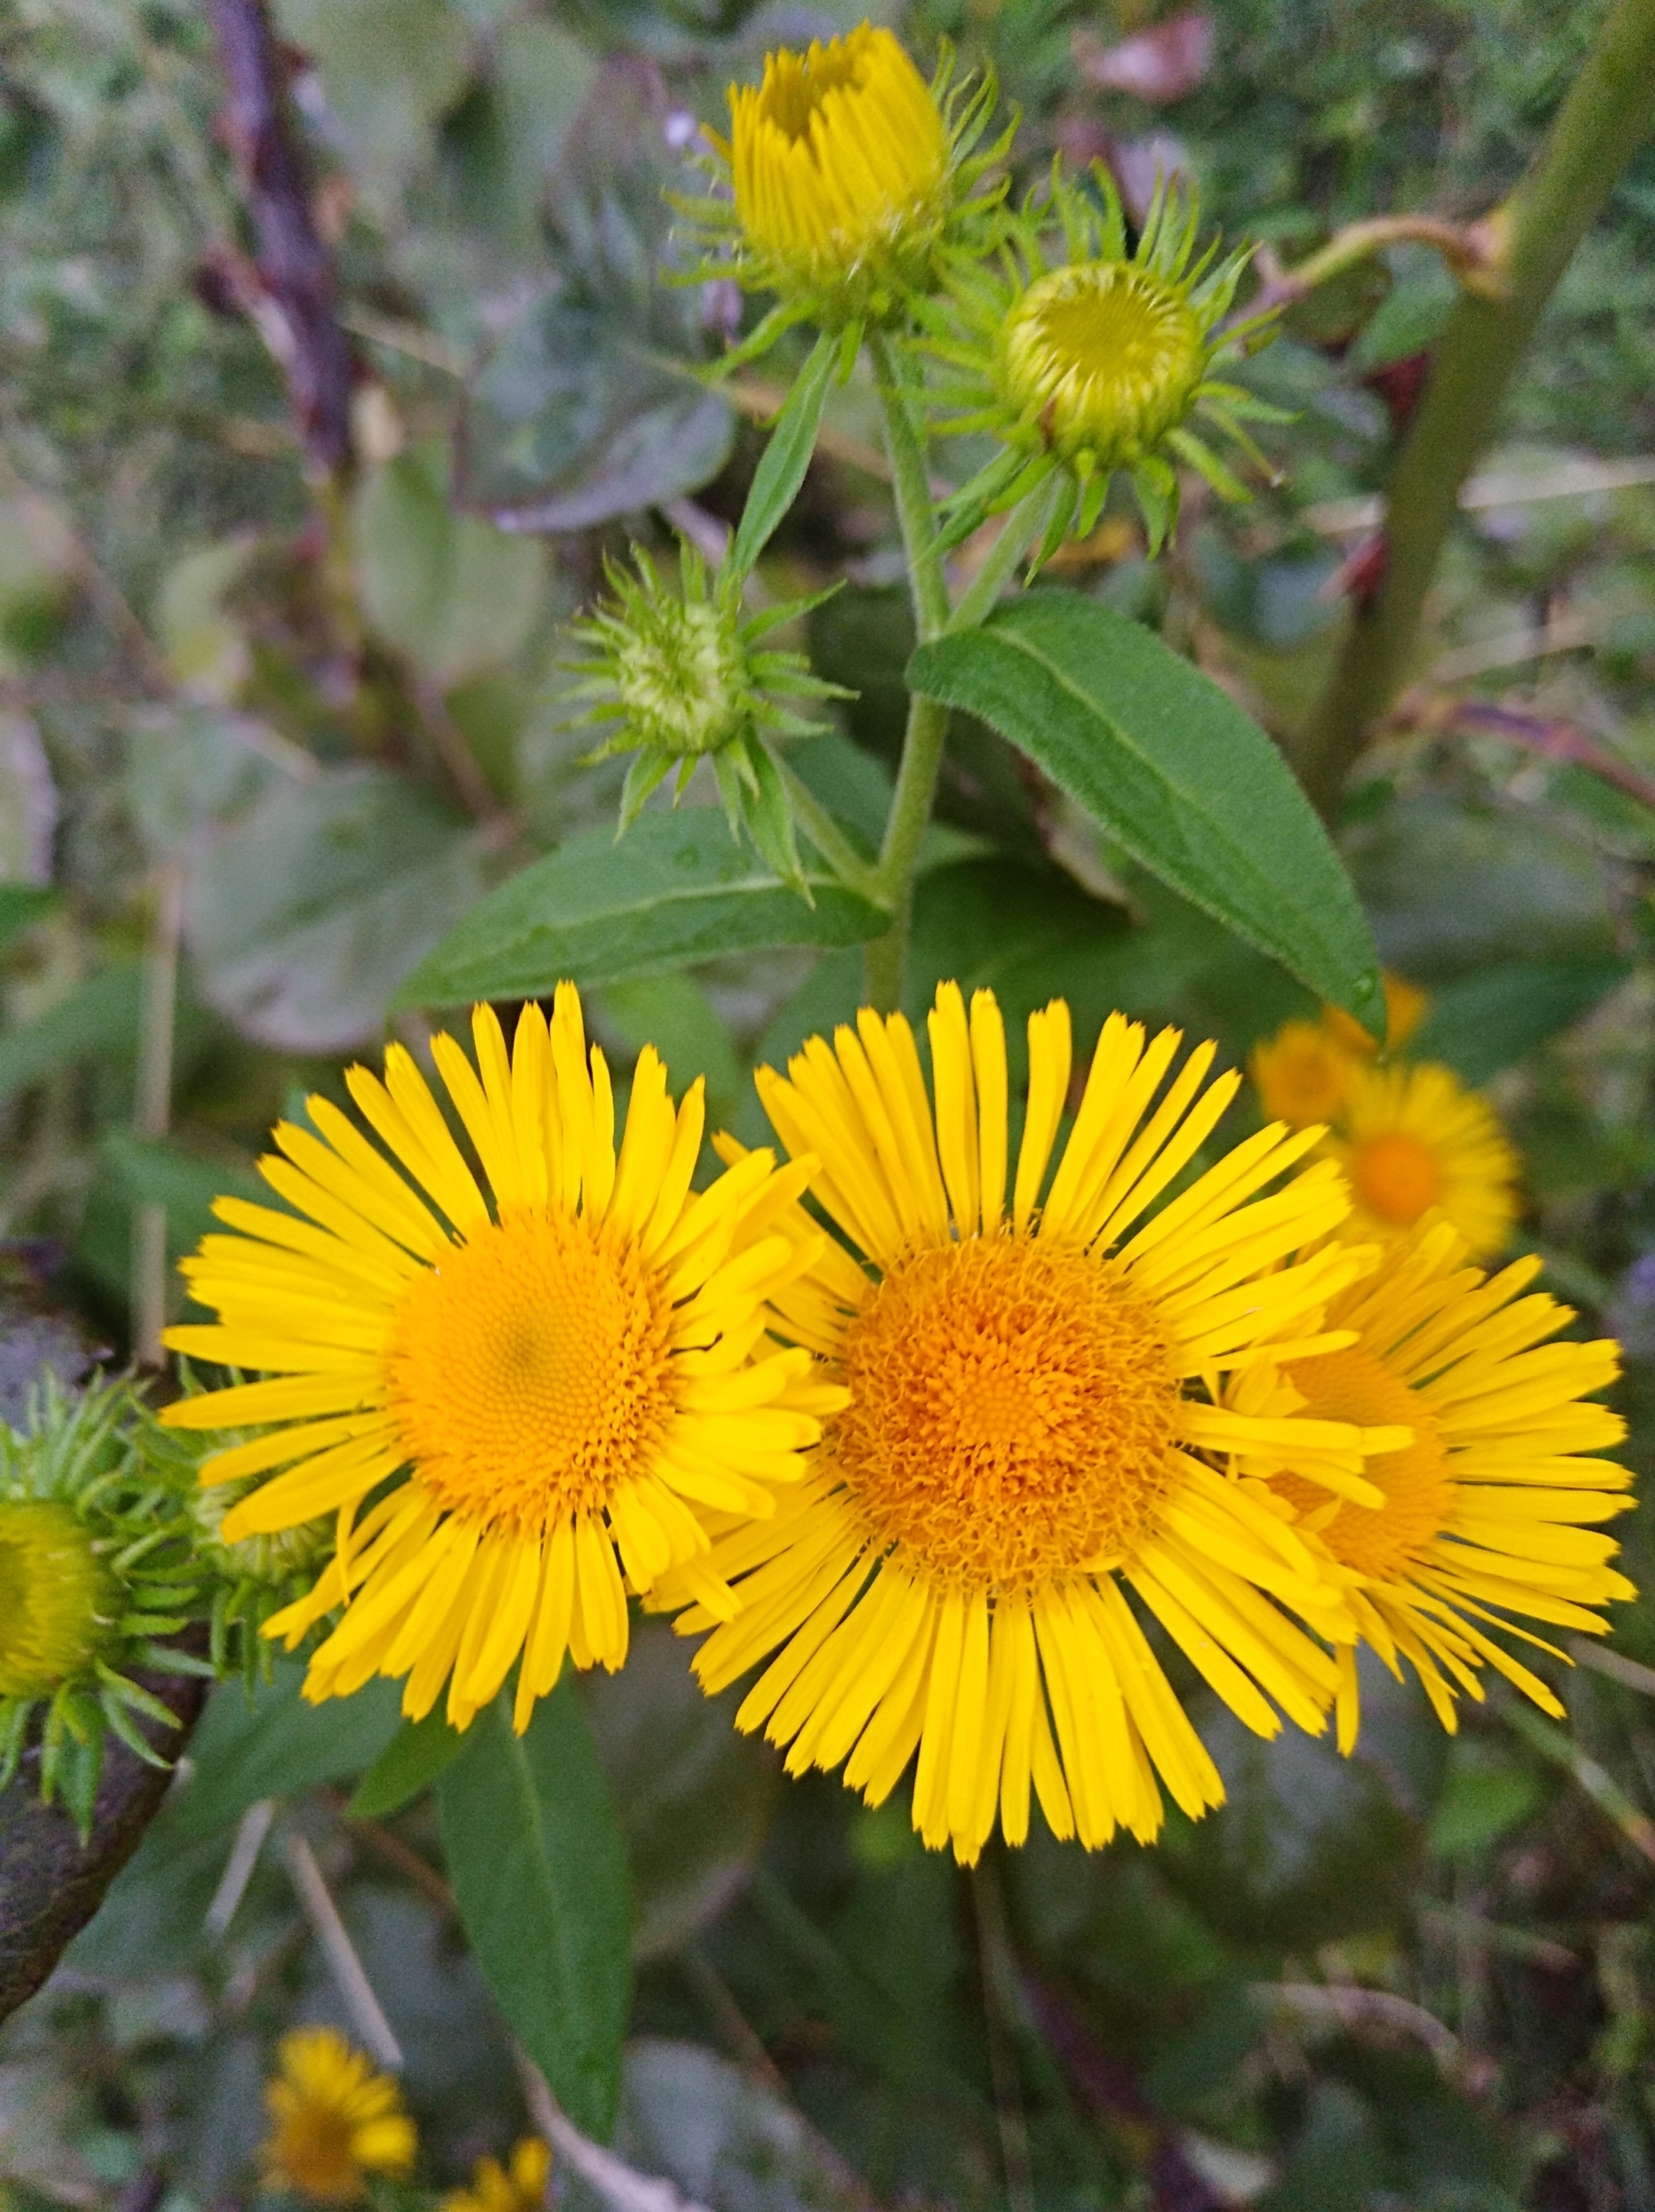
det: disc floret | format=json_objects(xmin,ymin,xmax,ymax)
[
  {"xmin": 0, "ymin": 1375, "xmax": 207, "ymax": 1834},
  {"xmin": 923, "ymin": 164, "xmax": 1285, "ymax": 553},
  {"xmin": 565, "ymin": 539, "xmax": 849, "ymax": 893},
  {"xmin": 680, "ymin": 23, "xmax": 1011, "ymax": 362}
]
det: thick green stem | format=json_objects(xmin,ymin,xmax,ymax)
[
  {"xmin": 1297, "ymin": 0, "xmax": 1655, "ymax": 814},
  {"xmin": 864, "ymin": 330, "xmax": 951, "ymax": 1009}
]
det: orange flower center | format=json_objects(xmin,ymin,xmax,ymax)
[
  {"xmin": 1272, "ymin": 1345, "xmax": 1453, "ymax": 1582},
  {"xmin": 832, "ymin": 1234, "xmax": 1178, "ymax": 1590},
  {"xmin": 384, "ymin": 1214, "xmax": 675, "ymax": 1533},
  {"xmin": 1351, "ymin": 1130, "xmax": 1441, "ymax": 1226},
  {"xmin": 267, "ymin": 2106, "xmax": 365, "ymax": 2204}
]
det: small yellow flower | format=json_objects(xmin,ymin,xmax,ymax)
[
  {"xmin": 925, "ymin": 165, "xmax": 1283, "ymax": 552},
  {"xmin": 261, "ymin": 2027, "xmax": 416, "ymax": 2202},
  {"xmin": 1326, "ymin": 972, "xmax": 1428, "ymax": 1058},
  {"xmin": 1252, "ymin": 975, "xmax": 1432, "ymax": 1130},
  {"xmin": 441, "ymin": 2138, "xmax": 551, "ymax": 2212},
  {"xmin": 163, "ymin": 985, "xmax": 837, "ymax": 1734},
  {"xmin": 1257, "ymin": 1223, "xmax": 1634, "ymax": 1748},
  {"xmin": 1329, "ymin": 1059, "xmax": 1519, "ymax": 1257},
  {"xmin": 654, "ymin": 984, "xmax": 1392, "ymax": 1865},
  {"xmin": 683, "ymin": 25, "xmax": 1008, "ymax": 352}
]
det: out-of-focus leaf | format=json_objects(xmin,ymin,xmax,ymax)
[
  {"xmin": 123, "ymin": 707, "xmax": 283, "ymax": 853},
  {"xmin": 597, "ymin": 975, "xmax": 745, "ymax": 1127},
  {"xmin": 346, "ymin": 1709, "xmax": 467, "ymax": 1820},
  {"xmin": 102, "ymin": 1131, "xmax": 264, "ymax": 1262},
  {"xmin": 165, "ymin": 1663, "xmax": 405, "ymax": 1843},
  {"xmin": 0, "ymin": 885, "xmax": 54, "ymax": 952},
  {"xmin": 1408, "ymin": 957, "xmax": 1630, "ymax": 1083},
  {"xmin": 910, "ymin": 596, "xmax": 1383, "ymax": 1031},
  {"xmin": 459, "ymin": 58, "xmax": 732, "ymax": 532},
  {"xmin": 616, "ymin": 2039, "xmax": 870, "ymax": 2212},
  {"xmin": 1345, "ymin": 253, "xmax": 1458, "ymax": 376},
  {"xmin": 395, "ymin": 811, "xmax": 886, "ymax": 1010},
  {"xmin": 1427, "ymin": 1738, "xmax": 1545, "ymax": 1861},
  {"xmin": 582, "ymin": 1620, "xmax": 778, "ymax": 1961},
  {"xmin": 185, "ymin": 766, "xmax": 488, "ymax": 1052},
  {"xmin": 273, "ymin": 0, "xmax": 474, "ymax": 200},
  {"xmin": 1345, "ymin": 795, "xmax": 1615, "ymax": 981},
  {"xmin": 0, "ymin": 711, "xmax": 54, "ymax": 883},
  {"xmin": 438, "ymin": 1679, "xmax": 631, "ymax": 2140},
  {"xmin": 355, "ymin": 442, "xmax": 548, "ymax": 687},
  {"xmin": 155, "ymin": 539, "xmax": 257, "ymax": 704},
  {"xmin": 0, "ymin": 966, "xmax": 141, "ymax": 1109}
]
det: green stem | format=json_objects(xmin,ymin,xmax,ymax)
[
  {"xmin": 947, "ymin": 480, "xmax": 1060, "ymax": 634},
  {"xmin": 864, "ymin": 329, "xmax": 952, "ymax": 1010},
  {"xmin": 1296, "ymin": 0, "xmax": 1655, "ymax": 814},
  {"xmin": 778, "ymin": 762, "xmax": 883, "ymax": 902}
]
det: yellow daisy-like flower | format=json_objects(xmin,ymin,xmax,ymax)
[
  {"xmin": 683, "ymin": 24, "xmax": 1008, "ymax": 354},
  {"xmin": 1250, "ymin": 975, "xmax": 1431, "ymax": 1131},
  {"xmin": 261, "ymin": 2027, "xmax": 416, "ymax": 2202},
  {"xmin": 441, "ymin": 2138, "xmax": 551, "ymax": 2212},
  {"xmin": 1256, "ymin": 1222, "xmax": 1634, "ymax": 1748},
  {"xmin": 653, "ymin": 984, "xmax": 1403, "ymax": 1866},
  {"xmin": 162, "ymin": 986, "xmax": 837, "ymax": 1734},
  {"xmin": 1329, "ymin": 1059, "xmax": 1519, "ymax": 1257}
]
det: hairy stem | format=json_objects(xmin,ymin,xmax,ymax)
[
  {"xmin": 779, "ymin": 763, "xmax": 883, "ymax": 902},
  {"xmin": 948, "ymin": 480, "xmax": 1061, "ymax": 634},
  {"xmin": 865, "ymin": 331, "xmax": 949, "ymax": 1008},
  {"xmin": 1296, "ymin": 0, "xmax": 1655, "ymax": 813}
]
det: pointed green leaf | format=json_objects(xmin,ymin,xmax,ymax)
[
  {"xmin": 909, "ymin": 595, "xmax": 1381, "ymax": 1031},
  {"xmin": 730, "ymin": 331, "xmax": 837, "ymax": 578},
  {"xmin": 346, "ymin": 1706, "xmax": 466, "ymax": 1820},
  {"xmin": 437, "ymin": 1679, "xmax": 631, "ymax": 2141},
  {"xmin": 394, "ymin": 809, "xmax": 886, "ymax": 1009}
]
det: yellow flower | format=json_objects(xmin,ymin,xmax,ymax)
[
  {"xmin": 162, "ymin": 986, "xmax": 837, "ymax": 1735},
  {"xmin": 925, "ymin": 165, "xmax": 1283, "ymax": 552},
  {"xmin": 441, "ymin": 2138, "xmax": 551, "ymax": 2212},
  {"xmin": 1249, "ymin": 974, "xmax": 1431, "ymax": 1132},
  {"xmin": 0, "ymin": 1500, "xmax": 110, "ymax": 1698},
  {"xmin": 1259, "ymin": 1222, "xmax": 1634, "ymax": 1748},
  {"xmin": 685, "ymin": 25, "xmax": 1008, "ymax": 350},
  {"xmin": 653, "ymin": 984, "xmax": 1393, "ymax": 1866},
  {"xmin": 261, "ymin": 2027, "xmax": 416, "ymax": 2202},
  {"xmin": 1329, "ymin": 1059, "xmax": 1519, "ymax": 1257}
]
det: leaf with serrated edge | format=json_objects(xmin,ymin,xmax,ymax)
[{"xmin": 909, "ymin": 595, "xmax": 1381, "ymax": 1031}]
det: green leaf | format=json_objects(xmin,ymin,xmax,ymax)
[
  {"xmin": 731, "ymin": 331, "xmax": 837, "ymax": 577},
  {"xmin": 597, "ymin": 974, "xmax": 744, "ymax": 1126},
  {"xmin": 620, "ymin": 2039, "xmax": 869, "ymax": 2212},
  {"xmin": 437, "ymin": 1678, "xmax": 630, "ymax": 2140},
  {"xmin": 0, "ymin": 965, "xmax": 141, "ymax": 1109},
  {"xmin": 167, "ymin": 1663, "xmax": 405, "ymax": 1841},
  {"xmin": 0, "ymin": 883, "xmax": 54, "ymax": 952},
  {"xmin": 909, "ymin": 595, "xmax": 1382, "ymax": 1031},
  {"xmin": 395, "ymin": 809, "xmax": 887, "ymax": 1010},
  {"xmin": 1411, "ymin": 958, "xmax": 1630, "ymax": 1086},
  {"xmin": 186, "ymin": 765, "xmax": 489, "ymax": 1052},
  {"xmin": 347, "ymin": 1707, "xmax": 467, "ymax": 1820}
]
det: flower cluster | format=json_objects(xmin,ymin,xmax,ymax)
[
  {"xmin": 167, "ymin": 978, "xmax": 1633, "ymax": 1865},
  {"xmin": 1250, "ymin": 975, "xmax": 1521, "ymax": 1257}
]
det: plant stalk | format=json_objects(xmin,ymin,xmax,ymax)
[
  {"xmin": 865, "ymin": 331, "xmax": 951, "ymax": 1008},
  {"xmin": 947, "ymin": 480, "xmax": 1060, "ymax": 635},
  {"xmin": 1296, "ymin": 0, "xmax": 1655, "ymax": 814},
  {"xmin": 778, "ymin": 762, "xmax": 883, "ymax": 901}
]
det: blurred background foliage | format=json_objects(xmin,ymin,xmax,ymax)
[{"xmin": 3, "ymin": 0, "xmax": 1655, "ymax": 2205}]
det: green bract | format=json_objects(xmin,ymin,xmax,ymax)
[
  {"xmin": 0, "ymin": 1376, "xmax": 209, "ymax": 1835},
  {"xmin": 565, "ymin": 539, "xmax": 850, "ymax": 896},
  {"xmin": 921, "ymin": 164, "xmax": 1287, "ymax": 556}
]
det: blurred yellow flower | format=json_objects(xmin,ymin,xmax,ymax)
[
  {"xmin": 1249, "ymin": 973, "xmax": 1431, "ymax": 1131},
  {"xmin": 261, "ymin": 2027, "xmax": 415, "ymax": 2202},
  {"xmin": 1330, "ymin": 1059, "xmax": 1519, "ymax": 1257},
  {"xmin": 1261, "ymin": 1223, "xmax": 1634, "ymax": 1747},
  {"xmin": 163, "ymin": 985, "xmax": 836, "ymax": 1734},
  {"xmin": 441, "ymin": 2138, "xmax": 551, "ymax": 2212},
  {"xmin": 656, "ymin": 984, "xmax": 1388, "ymax": 1866}
]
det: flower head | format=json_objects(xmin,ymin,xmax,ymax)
[
  {"xmin": 1256, "ymin": 1223, "xmax": 1634, "ymax": 1747},
  {"xmin": 653, "ymin": 984, "xmax": 1394, "ymax": 1865},
  {"xmin": 1329, "ymin": 1059, "xmax": 1519, "ymax": 1257},
  {"xmin": 163, "ymin": 986, "xmax": 835, "ymax": 1735},
  {"xmin": 683, "ymin": 25, "xmax": 1009, "ymax": 357},
  {"xmin": 0, "ymin": 1375, "xmax": 205, "ymax": 1835},
  {"xmin": 261, "ymin": 2027, "xmax": 416, "ymax": 2201},
  {"xmin": 565, "ymin": 539, "xmax": 847, "ymax": 892},
  {"xmin": 441, "ymin": 2138, "xmax": 551, "ymax": 2212},
  {"xmin": 1250, "ymin": 975, "xmax": 1430, "ymax": 1130},
  {"xmin": 924, "ymin": 165, "xmax": 1283, "ymax": 554}
]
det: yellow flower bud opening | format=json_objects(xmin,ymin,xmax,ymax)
[
  {"xmin": 1001, "ymin": 261, "xmax": 1206, "ymax": 472},
  {"xmin": 0, "ymin": 1499, "xmax": 110, "ymax": 1697},
  {"xmin": 729, "ymin": 26, "xmax": 948, "ymax": 289}
]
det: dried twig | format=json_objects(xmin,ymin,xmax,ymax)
[
  {"xmin": 283, "ymin": 1826, "xmax": 404, "ymax": 2067},
  {"xmin": 205, "ymin": 1797, "xmax": 276, "ymax": 1936},
  {"xmin": 1503, "ymin": 1701, "xmax": 1655, "ymax": 1867},
  {"xmin": 513, "ymin": 2047, "xmax": 714, "ymax": 2212},
  {"xmin": 1569, "ymin": 1638, "xmax": 1655, "ymax": 1700},
  {"xmin": 209, "ymin": 0, "xmax": 352, "ymax": 477},
  {"xmin": 1254, "ymin": 1981, "xmax": 1460, "ymax": 2066},
  {"xmin": 1392, "ymin": 690, "xmax": 1655, "ymax": 815}
]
